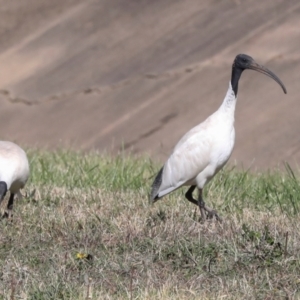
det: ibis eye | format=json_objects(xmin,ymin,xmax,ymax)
[{"xmin": 242, "ymin": 58, "xmax": 247, "ymax": 63}]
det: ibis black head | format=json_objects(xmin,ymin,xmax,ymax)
[
  {"xmin": 0, "ymin": 181, "xmax": 7, "ymax": 200},
  {"xmin": 231, "ymin": 54, "xmax": 287, "ymax": 96}
]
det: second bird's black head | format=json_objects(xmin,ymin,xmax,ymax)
[{"xmin": 231, "ymin": 53, "xmax": 287, "ymax": 96}]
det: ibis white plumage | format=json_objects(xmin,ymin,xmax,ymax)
[
  {"xmin": 150, "ymin": 54, "xmax": 287, "ymax": 221},
  {"xmin": 0, "ymin": 141, "xmax": 30, "ymax": 217}
]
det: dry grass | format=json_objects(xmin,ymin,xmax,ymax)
[{"xmin": 0, "ymin": 150, "xmax": 300, "ymax": 299}]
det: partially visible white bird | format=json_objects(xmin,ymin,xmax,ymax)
[
  {"xmin": 150, "ymin": 54, "xmax": 287, "ymax": 221},
  {"xmin": 0, "ymin": 141, "xmax": 30, "ymax": 218}
]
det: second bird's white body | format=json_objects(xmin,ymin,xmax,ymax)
[
  {"xmin": 156, "ymin": 83, "xmax": 236, "ymax": 198},
  {"xmin": 0, "ymin": 141, "xmax": 29, "ymax": 196}
]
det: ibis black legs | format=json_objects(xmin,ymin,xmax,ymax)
[
  {"xmin": 185, "ymin": 185, "xmax": 198, "ymax": 205},
  {"xmin": 4, "ymin": 193, "xmax": 15, "ymax": 218},
  {"xmin": 185, "ymin": 185, "xmax": 222, "ymax": 222},
  {"xmin": 0, "ymin": 186, "xmax": 15, "ymax": 219}
]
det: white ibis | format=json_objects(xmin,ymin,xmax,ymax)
[
  {"xmin": 0, "ymin": 141, "xmax": 30, "ymax": 218},
  {"xmin": 150, "ymin": 54, "xmax": 287, "ymax": 221}
]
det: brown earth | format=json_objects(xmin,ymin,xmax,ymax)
[{"xmin": 0, "ymin": 0, "xmax": 299, "ymax": 170}]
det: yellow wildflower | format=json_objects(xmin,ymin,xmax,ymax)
[{"xmin": 76, "ymin": 252, "xmax": 88, "ymax": 259}]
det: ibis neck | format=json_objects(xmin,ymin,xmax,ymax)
[
  {"xmin": 219, "ymin": 82, "xmax": 237, "ymax": 116},
  {"xmin": 219, "ymin": 64, "xmax": 244, "ymax": 116},
  {"xmin": 231, "ymin": 65, "xmax": 243, "ymax": 97}
]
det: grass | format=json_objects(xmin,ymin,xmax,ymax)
[{"xmin": 1, "ymin": 149, "xmax": 300, "ymax": 299}]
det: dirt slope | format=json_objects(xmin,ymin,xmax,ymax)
[{"xmin": 0, "ymin": 0, "xmax": 299, "ymax": 169}]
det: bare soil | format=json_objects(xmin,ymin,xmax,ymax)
[{"xmin": 0, "ymin": 0, "xmax": 299, "ymax": 169}]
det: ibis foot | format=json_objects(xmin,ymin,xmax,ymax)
[
  {"xmin": 204, "ymin": 207, "xmax": 222, "ymax": 223},
  {"xmin": 2, "ymin": 193, "xmax": 14, "ymax": 220},
  {"xmin": 2, "ymin": 211, "xmax": 12, "ymax": 219},
  {"xmin": 185, "ymin": 186, "xmax": 222, "ymax": 222},
  {"xmin": 198, "ymin": 198, "xmax": 222, "ymax": 223}
]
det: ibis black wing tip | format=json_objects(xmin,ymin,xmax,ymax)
[{"xmin": 149, "ymin": 166, "xmax": 164, "ymax": 203}]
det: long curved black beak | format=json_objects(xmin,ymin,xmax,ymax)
[{"xmin": 248, "ymin": 62, "xmax": 287, "ymax": 94}]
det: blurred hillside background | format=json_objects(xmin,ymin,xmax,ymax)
[{"xmin": 0, "ymin": 0, "xmax": 299, "ymax": 169}]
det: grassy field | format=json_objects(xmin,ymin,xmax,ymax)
[{"xmin": 1, "ymin": 150, "xmax": 300, "ymax": 299}]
